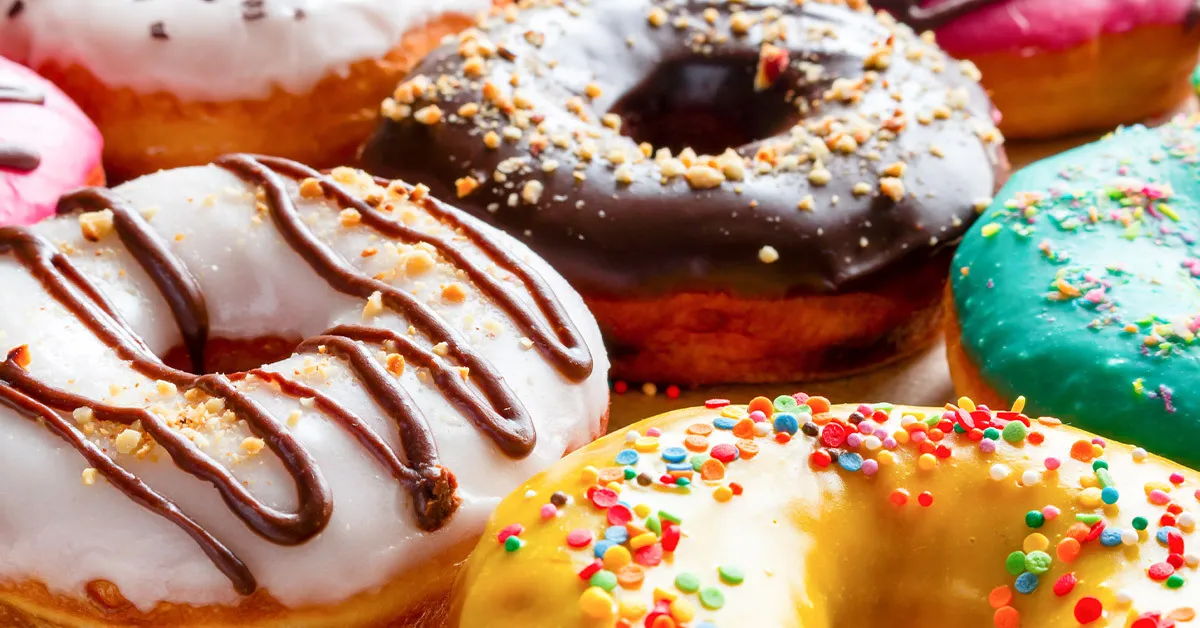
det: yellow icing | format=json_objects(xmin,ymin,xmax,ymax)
[{"xmin": 452, "ymin": 403, "xmax": 1199, "ymax": 627}]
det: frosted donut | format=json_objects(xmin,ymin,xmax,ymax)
[
  {"xmin": 0, "ymin": 156, "xmax": 609, "ymax": 626},
  {"xmin": 0, "ymin": 1, "xmax": 491, "ymax": 181},
  {"xmin": 361, "ymin": 0, "xmax": 1006, "ymax": 385},
  {"xmin": 874, "ymin": 0, "xmax": 1200, "ymax": 139},
  {"xmin": 452, "ymin": 395, "xmax": 1199, "ymax": 627},
  {"xmin": 0, "ymin": 55, "xmax": 103, "ymax": 225}
]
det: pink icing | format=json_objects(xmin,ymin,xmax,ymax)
[
  {"xmin": 0, "ymin": 57, "xmax": 103, "ymax": 226},
  {"xmin": 918, "ymin": 0, "xmax": 1196, "ymax": 56}
]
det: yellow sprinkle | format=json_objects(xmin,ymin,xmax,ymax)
[
  {"xmin": 1133, "ymin": 378, "xmax": 1146, "ymax": 395},
  {"xmin": 1024, "ymin": 533, "xmax": 1050, "ymax": 553},
  {"xmin": 580, "ymin": 466, "xmax": 600, "ymax": 485},
  {"xmin": 917, "ymin": 453, "xmax": 937, "ymax": 471},
  {"xmin": 619, "ymin": 600, "xmax": 647, "ymax": 619},
  {"xmin": 1011, "ymin": 396, "xmax": 1026, "ymax": 413},
  {"xmin": 713, "ymin": 486, "xmax": 734, "ymax": 502},
  {"xmin": 580, "ymin": 587, "xmax": 614, "ymax": 618},
  {"xmin": 1144, "ymin": 481, "xmax": 1172, "ymax": 496},
  {"xmin": 876, "ymin": 451, "xmax": 896, "ymax": 466},
  {"xmin": 653, "ymin": 587, "xmax": 678, "ymax": 603},
  {"xmin": 980, "ymin": 223, "xmax": 1002, "ymax": 237},
  {"xmin": 1078, "ymin": 487, "xmax": 1104, "ymax": 509},
  {"xmin": 1159, "ymin": 203, "xmax": 1180, "ymax": 221},
  {"xmin": 670, "ymin": 598, "xmax": 696, "ymax": 623},
  {"xmin": 605, "ymin": 482, "xmax": 623, "ymax": 493},
  {"xmin": 603, "ymin": 545, "xmax": 632, "ymax": 570},
  {"xmin": 1080, "ymin": 475, "xmax": 1100, "ymax": 489},
  {"xmin": 633, "ymin": 436, "xmax": 660, "ymax": 453},
  {"xmin": 634, "ymin": 504, "xmax": 652, "ymax": 518},
  {"xmin": 719, "ymin": 406, "xmax": 749, "ymax": 420},
  {"xmin": 630, "ymin": 532, "xmax": 658, "ymax": 549},
  {"xmin": 1091, "ymin": 444, "xmax": 1105, "ymax": 458},
  {"xmin": 893, "ymin": 430, "xmax": 910, "ymax": 445},
  {"xmin": 957, "ymin": 396, "xmax": 977, "ymax": 412}
]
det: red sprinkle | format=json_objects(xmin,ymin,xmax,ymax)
[
  {"xmin": 1160, "ymin": 514, "xmax": 1177, "ymax": 528},
  {"xmin": 1168, "ymin": 553, "xmax": 1185, "ymax": 569},
  {"xmin": 1168, "ymin": 531, "xmax": 1185, "ymax": 555},
  {"xmin": 665, "ymin": 385, "xmax": 681, "ymax": 399},
  {"xmin": 635, "ymin": 542, "xmax": 663, "ymax": 566},
  {"xmin": 591, "ymin": 488, "xmax": 619, "ymax": 509},
  {"xmin": 1053, "ymin": 573, "xmax": 1077, "ymax": 597},
  {"xmin": 1074, "ymin": 597, "xmax": 1103, "ymax": 624},
  {"xmin": 704, "ymin": 398, "xmax": 729, "ymax": 409},
  {"xmin": 918, "ymin": 491, "xmax": 934, "ymax": 507},
  {"xmin": 1084, "ymin": 521, "xmax": 1105, "ymax": 543},
  {"xmin": 1170, "ymin": 472, "xmax": 1185, "ymax": 485},
  {"xmin": 566, "ymin": 529, "xmax": 594, "ymax": 548},
  {"xmin": 578, "ymin": 559, "xmax": 602, "ymax": 580},
  {"xmin": 662, "ymin": 524, "xmax": 681, "ymax": 552},
  {"xmin": 613, "ymin": 380, "xmax": 628, "ymax": 394},
  {"xmin": 820, "ymin": 423, "xmax": 846, "ymax": 448},
  {"xmin": 496, "ymin": 523, "xmax": 524, "ymax": 543},
  {"xmin": 811, "ymin": 450, "xmax": 832, "ymax": 468},
  {"xmin": 934, "ymin": 444, "xmax": 952, "ymax": 459},
  {"xmin": 607, "ymin": 504, "xmax": 633, "ymax": 527},
  {"xmin": 775, "ymin": 432, "xmax": 792, "ymax": 444},
  {"xmin": 730, "ymin": 482, "xmax": 744, "ymax": 495},
  {"xmin": 1132, "ymin": 613, "xmax": 1169, "ymax": 628},
  {"xmin": 711, "ymin": 443, "xmax": 739, "ymax": 463},
  {"xmin": 1148, "ymin": 562, "xmax": 1175, "ymax": 581}
]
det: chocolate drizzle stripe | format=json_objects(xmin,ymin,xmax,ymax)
[
  {"xmin": 0, "ymin": 79, "xmax": 45, "ymax": 173},
  {"xmin": 0, "ymin": 154, "xmax": 594, "ymax": 594},
  {"xmin": 0, "ymin": 379, "xmax": 256, "ymax": 593},
  {"xmin": 58, "ymin": 189, "xmax": 210, "ymax": 374}
]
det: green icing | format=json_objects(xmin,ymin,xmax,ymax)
[{"xmin": 952, "ymin": 117, "xmax": 1200, "ymax": 467}]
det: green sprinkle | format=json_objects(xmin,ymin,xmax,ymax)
[
  {"xmin": 675, "ymin": 477, "xmax": 691, "ymax": 487},
  {"xmin": 1025, "ymin": 511, "xmax": 1045, "ymax": 528},
  {"xmin": 1132, "ymin": 517, "xmax": 1149, "ymax": 531},
  {"xmin": 953, "ymin": 423, "xmax": 966, "ymax": 434},
  {"xmin": 1024, "ymin": 551, "xmax": 1053, "ymax": 575},
  {"xmin": 675, "ymin": 572, "xmax": 701, "ymax": 593},
  {"xmin": 983, "ymin": 427, "xmax": 1001, "ymax": 440},
  {"xmin": 690, "ymin": 455, "xmax": 709, "ymax": 472},
  {"xmin": 623, "ymin": 468, "xmax": 636, "ymax": 480},
  {"xmin": 1001, "ymin": 421, "xmax": 1028, "ymax": 444},
  {"xmin": 1076, "ymin": 514, "xmax": 1103, "ymax": 525},
  {"xmin": 659, "ymin": 510, "xmax": 682, "ymax": 524},
  {"xmin": 718, "ymin": 565, "xmax": 744, "ymax": 585},
  {"xmin": 773, "ymin": 395, "xmax": 798, "ymax": 412},
  {"xmin": 1005, "ymin": 551, "xmax": 1027, "ymax": 576},
  {"xmin": 646, "ymin": 516, "xmax": 662, "ymax": 535},
  {"xmin": 1167, "ymin": 574, "xmax": 1185, "ymax": 589},
  {"xmin": 590, "ymin": 570, "xmax": 617, "ymax": 592},
  {"xmin": 699, "ymin": 587, "xmax": 725, "ymax": 610},
  {"xmin": 1096, "ymin": 468, "xmax": 1114, "ymax": 488},
  {"xmin": 1092, "ymin": 460, "xmax": 1109, "ymax": 471},
  {"xmin": 504, "ymin": 536, "xmax": 524, "ymax": 552}
]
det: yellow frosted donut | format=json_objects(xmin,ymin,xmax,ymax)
[{"xmin": 452, "ymin": 396, "xmax": 1199, "ymax": 627}]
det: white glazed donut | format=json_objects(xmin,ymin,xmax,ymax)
[
  {"xmin": 0, "ymin": 155, "xmax": 609, "ymax": 627},
  {"xmin": 0, "ymin": 0, "xmax": 494, "ymax": 179}
]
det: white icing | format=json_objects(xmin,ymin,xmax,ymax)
[
  {"xmin": 0, "ymin": 164, "xmax": 609, "ymax": 610},
  {"xmin": 0, "ymin": 0, "xmax": 491, "ymax": 100}
]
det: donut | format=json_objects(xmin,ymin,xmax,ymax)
[
  {"xmin": 874, "ymin": 0, "xmax": 1200, "ymax": 139},
  {"xmin": 359, "ymin": 0, "xmax": 1006, "ymax": 385},
  {"xmin": 0, "ymin": 55, "xmax": 103, "ymax": 226},
  {"xmin": 451, "ymin": 395, "xmax": 1199, "ymax": 627},
  {"xmin": 949, "ymin": 114, "xmax": 1200, "ymax": 469},
  {"xmin": 0, "ymin": 155, "xmax": 609, "ymax": 626},
  {"xmin": 0, "ymin": 1, "xmax": 491, "ymax": 181}
]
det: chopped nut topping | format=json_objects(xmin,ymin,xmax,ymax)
[
  {"xmin": 114, "ymin": 429, "xmax": 142, "ymax": 455},
  {"xmin": 455, "ymin": 176, "xmax": 481, "ymax": 198},
  {"xmin": 442, "ymin": 282, "xmax": 468, "ymax": 303},
  {"xmin": 432, "ymin": 342, "xmax": 450, "ymax": 356},
  {"xmin": 79, "ymin": 210, "xmax": 115, "ymax": 242},
  {"xmin": 647, "ymin": 6, "xmax": 668, "ymax": 27},
  {"xmin": 521, "ymin": 180, "xmax": 545, "ymax": 204},
  {"xmin": 413, "ymin": 105, "xmax": 443, "ymax": 125},
  {"xmin": 298, "ymin": 178, "xmax": 324, "ymax": 199},
  {"xmin": 287, "ymin": 409, "xmax": 303, "ymax": 427},
  {"xmin": 362, "ymin": 290, "xmax": 384, "ymax": 319},
  {"xmin": 82, "ymin": 468, "xmax": 98, "ymax": 486},
  {"xmin": 240, "ymin": 437, "xmax": 266, "ymax": 455},
  {"xmin": 156, "ymin": 380, "xmax": 177, "ymax": 397},
  {"xmin": 405, "ymin": 250, "xmax": 436, "ymax": 276},
  {"xmin": 339, "ymin": 208, "xmax": 362, "ymax": 227},
  {"xmin": 758, "ymin": 245, "xmax": 780, "ymax": 264},
  {"xmin": 73, "ymin": 407, "xmax": 95, "ymax": 425},
  {"xmin": 685, "ymin": 165, "xmax": 725, "ymax": 190},
  {"xmin": 879, "ymin": 176, "xmax": 905, "ymax": 201},
  {"xmin": 386, "ymin": 354, "xmax": 406, "ymax": 376}
]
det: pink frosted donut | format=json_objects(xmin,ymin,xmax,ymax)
[
  {"xmin": 0, "ymin": 56, "xmax": 103, "ymax": 226},
  {"xmin": 875, "ymin": 0, "xmax": 1200, "ymax": 139}
]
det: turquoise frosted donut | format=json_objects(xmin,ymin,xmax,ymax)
[{"xmin": 950, "ymin": 115, "xmax": 1200, "ymax": 466}]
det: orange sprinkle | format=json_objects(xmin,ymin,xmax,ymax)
[
  {"xmin": 700, "ymin": 459, "xmax": 726, "ymax": 481},
  {"xmin": 1056, "ymin": 537, "xmax": 1082, "ymax": 563},
  {"xmin": 651, "ymin": 616, "xmax": 676, "ymax": 628},
  {"xmin": 988, "ymin": 586, "xmax": 1013, "ymax": 609},
  {"xmin": 993, "ymin": 605, "xmax": 1020, "ymax": 628},
  {"xmin": 1168, "ymin": 607, "xmax": 1196, "ymax": 622},
  {"xmin": 806, "ymin": 396, "xmax": 831, "ymax": 414},
  {"xmin": 598, "ymin": 468, "xmax": 626, "ymax": 484},
  {"xmin": 1070, "ymin": 439, "xmax": 1095, "ymax": 462},
  {"xmin": 1027, "ymin": 431, "xmax": 1045, "ymax": 445},
  {"xmin": 928, "ymin": 428, "xmax": 945, "ymax": 442},
  {"xmin": 732, "ymin": 418, "xmax": 756, "ymax": 439},
  {"xmin": 736, "ymin": 440, "xmax": 759, "ymax": 460},
  {"xmin": 1066, "ymin": 523, "xmax": 1091, "ymax": 542},
  {"xmin": 686, "ymin": 423, "xmax": 713, "ymax": 436},
  {"xmin": 748, "ymin": 396, "xmax": 774, "ymax": 416},
  {"xmin": 729, "ymin": 482, "xmax": 743, "ymax": 495},
  {"xmin": 684, "ymin": 435, "xmax": 709, "ymax": 452},
  {"xmin": 617, "ymin": 565, "xmax": 645, "ymax": 589}
]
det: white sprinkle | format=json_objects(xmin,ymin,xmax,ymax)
[
  {"xmin": 989, "ymin": 464, "xmax": 1012, "ymax": 481},
  {"xmin": 1020, "ymin": 470, "xmax": 1041, "ymax": 487},
  {"xmin": 1120, "ymin": 530, "xmax": 1138, "ymax": 545},
  {"xmin": 1131, "ymin": 447, "xmax": 1147, "ymax": 462},
  {"xmin": 524, "ymin": 489, "xmax": 537, "ymax": 499},
  {"xmin": 1114, "ymin": 590, "xmax": 1133, "ymax": 606},
  {"xmin": 625, "ymin": 431, "xmax": 640, "ymax": 442}
]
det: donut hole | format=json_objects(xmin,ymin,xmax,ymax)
[
  {"xmin": 160, "ymin": 336, "xmax": 302, "ymax": 376},
  {"xmin": 608, "ymin": 57, "xmax": 801, "ymax": 156}
]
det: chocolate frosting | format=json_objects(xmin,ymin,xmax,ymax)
[
  {"xmin": 0, "ymin": 155, "xmax": 594, "ymax": 594},
  {"xmin": 0, "ymin": 80, "xmax": 44, "ymax": 173},
  {"xmin": 361, "ymin": 0, "xmax": 1005, "ymax": 299}
]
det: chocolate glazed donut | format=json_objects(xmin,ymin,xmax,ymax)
[{"xmin": 361, "ymin": 0, "xmax": 1007, "ymax": 384}]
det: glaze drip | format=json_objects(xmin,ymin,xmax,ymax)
[
  {"xmin": 0, "ymin": 79, "xmax": 44, "ymax": 172},
  {"xmin": 0, "ymin": 155, "xmax": 595, "ymax": 594}
]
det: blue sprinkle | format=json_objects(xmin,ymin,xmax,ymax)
[
  {"xmin": 1014, "ymin": 572, "xmax": 1039, "ymax": 594},
  {"xmin": 773, "ymin": 413, "xmax": 799, "ymax": 435},
  {"xmin": 838, "ymin": 452, "xmax": 864, "ymax": 473},
  {"xmin": 712, "ymin": 417, "xmax": 737, "ymax": 430},
  {"xmin": 593, "ymin": 540, "xmax": 615, "ymax": 558},
  {"xmin": 1099, "ymin": 529, "xmax": 1123, "ymax": 547},
  {"xmin": 1100, "ymin": 486, "xmax": 1120, "ymax": 505},
  {"xmin": 604, "ymin": 526, "xmax": 629, "ymax": 544},
  {"xmin": 666, "ymin": 462, "xmax": 692, "ymax": 472},
  {"xmin": 661, "ymin": 447, "xmax": 687, "ymax": 463},
  {"xmin": 615, "ymin": 449, "xmax": 639, "ymax": 465},
  {"xmin": 1157, "ymin": 526, "xmax": 1182, "ymax": 546}
]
